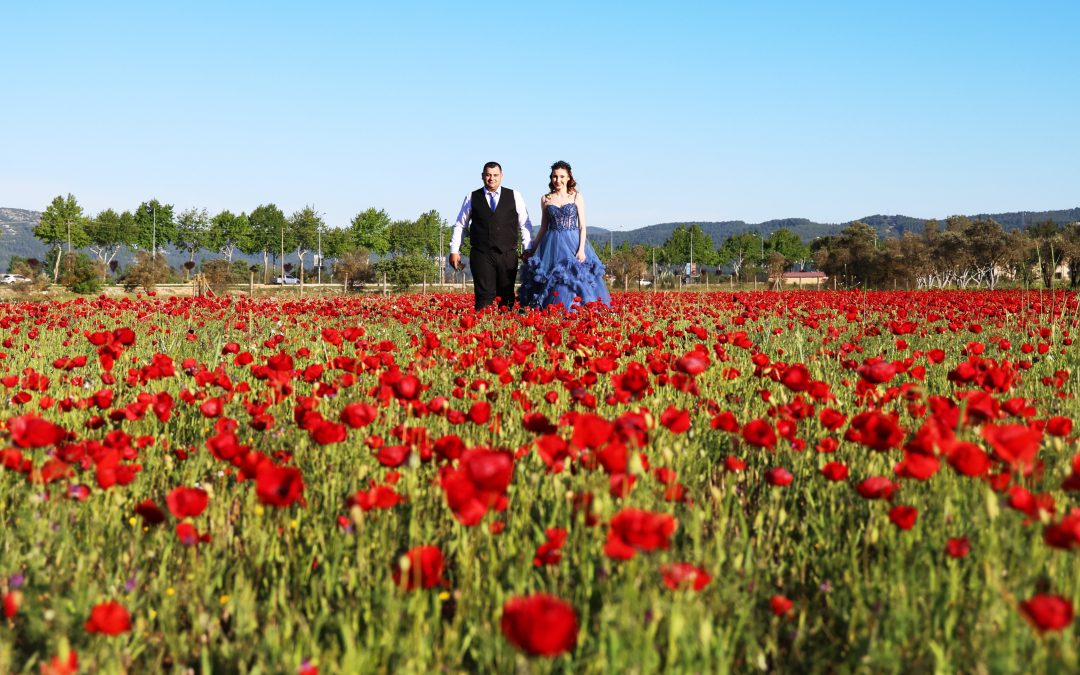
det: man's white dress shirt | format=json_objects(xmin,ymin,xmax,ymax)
[{"xmin": 449, "ymin": 188, "xmax": 532, "ymax": 254}]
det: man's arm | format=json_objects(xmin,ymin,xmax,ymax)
[
  {"xmin": 449, "ymin": 195, "xmax": 471, "ymax": 269},
  {"xmin": 514, "ymin": 190, "xmax": 533, "ymax": 252}
]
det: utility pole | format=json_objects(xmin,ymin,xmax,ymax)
[
  {"xmin": 317, "ymin": 223, "xmax": 323, "ymax": 285},
  {"xmin": 144, "ymin": 202, "xmax": 157, "ymax": 261},
  {"xmin": 690, "ymin": 229, "xmax": 694, "ymax": 284}
]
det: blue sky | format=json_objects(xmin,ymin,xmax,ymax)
[{"xmin": 3, "ymin": 1, "xmax": 1078, "ymax": 231}]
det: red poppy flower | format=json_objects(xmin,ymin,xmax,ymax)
[
  {"xmin": 309, "ymin": 420, "xmax": 347, "ymax": 445},
  {"xmin": 439, "ymin": 448, "xmax": 514, "ymax": 526},
  {"xmin": 779, "ymin": 363, "xmax": 811, "ymax": 392},
  {"xmin": 845, "ymin": 411, "xmax": 905, "ymax": 452},
  {"xmin": 1046, "ymin": 416, "xmax": 1073, "ymax": 437},
  {"xmin": 858, "ymin": 360, "xmax": 898, "ymax": 384},
  {"xmin": 255, "ymin": 464, "xmax": 305, "ymax": 507},
  {"xmin": 535, "ymin": 434, "xmax": 575, "ymax": 472},
  {"xmin": 660, "ymin": 405, "xmax": 691, "ymax": 433},
  {"xmin": 856, "ymin": 476, "xmax": 898, "ymax": 500},
  {"xmin": 1043, "ymin": 508, "xmax": 1080, "ymax": 550},
  {"xmin": 765, "ymin": 467, "xmax": 793, "ymax": 487},
  {"xmin": 39, "ymin": 648, "xmax": 79, "ymax": 675},
  {"xmin": 821, "ymin": 462, "xmax": 849, "ymax": 482},
  {"xmin": 340, "ymin": 402, "xmax": 378, "ymax": 428},
  {"xmin": 742, "ymin": 418, "xmax": 777, "ymax": 450},
  {"xmin": 84, "ymin": 600, "xmax": 131, "ymax": 635},
  {"xmin": 675, "ymin": 351, "xmax": 709, "ymax": 375},
  {"xmin": 198, "ymin": 398, "xmax": 223, "ymax": 418},
  {"xmin": 501, "ymin": 594, "xmax": 578, "ymax": 657},
  {"xmin": 888, "ymin": 505, "xmax": 918, "ymax": 530},
  {"xmin": 467, "ymin": 401, "xmax": 491, "ymax": 425},
  {"xmin": 982, "ymin": 423, "xmax": 1042, "ymax": 469},
  {"xmin": 175, "ymin": 521, "xmax": 209, "ymax": 546},
  {"xmin": 612, "ymin": 361, "xmax": 651, "ymax": 400},
  {"xmin": 165, "ymin": 487, "xmax": 208, "ymax": 519},
  {"xmin": 819, "ymin": 408, "xmax": 847, "ymax": 431},
  {"xmin": 389, "ymin": 374, "xmax": 420, "ymax": 401},
  {"xmin": 3, "ymin": 591, "xmax": 20, "ymax": 619},
  {"xmin": 724, "ymin": 456, "xmax": 747, "ymax": 472},
  {"xmin": 770, "ymin": 595, "xmax": 793, "ymax": 616},
  {"xmin": 660, "ymin": 562, "xmax": 712, "ymax": 591},
  {"xmin": 533, "ymin": 527, "xmax": 568, "ymax": 567},
  {"xmin": 604, "ymin": 508, "xmax": 676, "ymax": 560},
  {"xmin": 8, "ymin": 414, "xmax": 68, "ymax": 448},
  {"xmin": 894, "ymin": 452, "xmax": 939, "ymax": 481},
  {"xmin": 348, "ymin": 483, "xmax": 404, "ymax": 511},
  {"xmin": 944, "ymin": 537, "xmax": 971, "ymax": 558},
  {"xmin": 1019, "ymin": 594, "xmax": 1074, "ymax": 632},
  {"xmin": 571, "ymin": 412, "xmax": 614, "ymax": 449},
  {"xmin": 946, "ymin": 442, "xmax": 992, "ymax": 477},
  {"xmin": 392, "ymin": 545, "xmax": 446, "ymax": 591}
]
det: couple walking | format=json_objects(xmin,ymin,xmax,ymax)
[{"xmin": 448, "ymin": 161, "xmax": 611, "ymax": 312}]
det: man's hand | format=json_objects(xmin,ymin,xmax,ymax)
[{"xmin": 449, "ymin": 253, "xmax": 462, "ymax": 270}]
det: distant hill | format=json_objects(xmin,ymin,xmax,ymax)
[
  {"xmin": 4, "ymin": 205, "xmax": 1079, "ymax": 271},
  {"xmin": 0, "ymin": 208, "xmax": 48, "ymax": 264},
  {"xmin": 585, "ymin": 207, "xmax": 1080, "ymax": 249},
  {"xmin": 0, "ymin": 207, "xmax": 268, "ymax": 271}
]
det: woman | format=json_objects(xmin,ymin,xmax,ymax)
[{"xmin": 518, "ymin": 161, "xmax": 612, "ymax": 311}]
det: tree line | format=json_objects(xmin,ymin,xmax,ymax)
[
  {"xmin": 812, "ymin": 216, "xmax": 1080, "ymax": 289},
  {"xmin": 31, "ymin": 194, "xmax": 452, "ymax": 285},
  {"xmin": 596, "ymin": 217, "xmax": 1080, "ymax": 290},
  {"xmin": 598, "ymin": 223, "xmax": 812, "ymax": 287}
]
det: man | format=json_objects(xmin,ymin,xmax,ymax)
[{"xmin": 449, "ymin": 162, "xmax": 532, "ymax": 310}]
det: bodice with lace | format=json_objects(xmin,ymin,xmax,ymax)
[{"xmin": 546, "ymin": 202, "xmax": 579, "ymax": 231}]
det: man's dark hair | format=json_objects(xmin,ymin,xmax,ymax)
[{"xmin": 483, "ymin": 161, "xmax": 502, "ymax": 172}]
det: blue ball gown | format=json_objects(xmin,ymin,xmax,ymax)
[{"xmin": 517, "ymin": 202, "xmax": 612, "ymax": 311}]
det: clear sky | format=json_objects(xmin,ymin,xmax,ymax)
[{"xmin": 3, "ymin": 1, "xmax": 1078, "ymax": 231}]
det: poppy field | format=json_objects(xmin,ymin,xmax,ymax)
[{"xmin": 2, "ymin": 289, "xmax": 1079, "ymax": 673}]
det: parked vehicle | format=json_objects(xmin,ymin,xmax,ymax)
[
  {"xmin": 1, "ymin": 274, "xmax": 31, "ymax": 284},
  {"xmin": 272, "ymin": 275, "xmax": 300, "ymax": 285}
]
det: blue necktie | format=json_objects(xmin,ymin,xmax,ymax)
[{"xmin": 489, "ymin": 193, "xmax": 497, "ymax": 211}]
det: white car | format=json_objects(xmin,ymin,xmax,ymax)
[
  {"xmin": 637, "ymin": 278, "xmax": 653, "ymax": 287},
  {"xmin": 1, "ymin": 274, "xmax": 30, "ymax": 284},
  {"xmin": 272, "ymin": 275, "xmax": 300, "ymax": 285}
]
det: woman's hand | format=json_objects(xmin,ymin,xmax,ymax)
[{"xmin": 576, "ymin": 250, "xmax": 586, "ymax": 263}]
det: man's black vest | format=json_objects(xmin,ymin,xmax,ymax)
[{"xmin": 469, "ymin": 188, "xmax": 519, "ymax": 254}]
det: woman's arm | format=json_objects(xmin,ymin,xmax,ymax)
[
  {"xmin": 575, "ymin": 192, "xmax": 587, "ymax": 262},
  {"xmin": 528, "ymin": 194, "xmax": 550, "ymax": 256}
]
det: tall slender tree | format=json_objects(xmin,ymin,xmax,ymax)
[
  {"xmin": 349, "ymin": 207, "xmax": 391, "ymax": 256},
  {"xmin": 206, "ymin": 210, "xmax": 253, "ymax": 264},
  {"xmin": 174, "ymin": 207, "xmax": 211, "ymax": 263},
  {"xmin": 86, "ymin": 208, "xmax": 137, "ymax": 279},
  {"xmin": 248, "ymin": 204, "xmax": 288, "ymax": 283},
  {"xmin": 133, "ymin": 199, "xmax": 176, "ymax": 258},
  {"xmin": 35, "ymin": 194, "xmax": 89, "ymax": 281},
  {"xmin": 288, "ymin": 206, "xmax": 323, "ymax": 279}
]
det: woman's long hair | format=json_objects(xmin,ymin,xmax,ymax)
[{"xmin": 548, "ymin": 160, "xmax": 577, "ymax": 194}]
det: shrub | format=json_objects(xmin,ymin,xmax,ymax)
[
  {"xmin": 58, "ymin": 253, "xmax": 103, "ymax": 294},
  {"xmin": 333, "ymin": 249, "xmax": 374, "ymax": 286},
  {"xmin": 201, "ymin": 259, "xmax": 240, "ymax": 295},
  {"xmin": 373, "ymin": 253, "xmax": 439, "ymax": 290},
  {"xmin": 122, "ymin": 252, "xmax": 173, "ymax": 293}
]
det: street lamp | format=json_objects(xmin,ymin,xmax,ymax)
[{"xmin": 144, "ymin": 202, "xmax": 157, "ymax": 261}]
